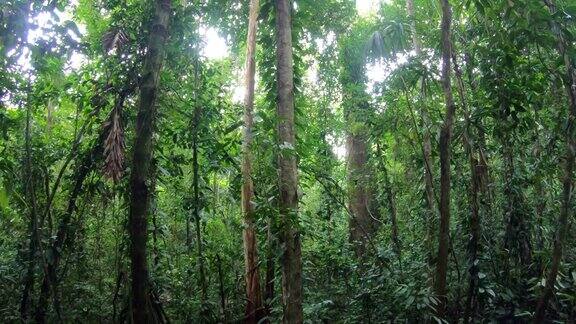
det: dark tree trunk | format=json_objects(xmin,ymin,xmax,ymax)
[
  {"xmin": 216, "ymin": 254, "xmax": 227, "ymax": 323},
  {"xmin": 264, "ymin": 217, "xmax": 276, "ymax": 319},
  {"xmin": 275, "ymin": 0, "xmax": 303, "ymax": 322},
  {"xmin": 534, "ymin": 0, "xmax": 576, "ymax": 321},
  {"xmin": 20, "ymin": 94, "xmax": 39, "ymax": 322},
  {"xmin": 192, "ymin": 99, "xmax": 208, "ymax": 311},
  {"xmin": 127, "ymin": 0, "xmax": 171, "ymax": 322},
  {"xmin": 434, "ymin": 0, "xmax": 455, "ymax": 318},
  {"xmin": 242, "ymin": 0, "xmax": 265, "ymax": 322}
]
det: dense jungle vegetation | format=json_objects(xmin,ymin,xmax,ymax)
[{"xmin": 1, "ymin": 0, "xmax": 576, "ymax": 322}]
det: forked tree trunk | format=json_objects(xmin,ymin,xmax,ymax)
[
  {"xmin": 241, "ymin": 0, "xmax": 265, "ymax": 322},
  {"xmin": 434, "ymin": 0, "xmax": 455, "ymax": 318},
  {"xmin": 275, "ymin": 0, "xmax": 303, "ymax": 322},
  {"xmin": 534, "ymin": 0, "xmax": 576, "ymax": 321},
  {"xmin": 127, "ymin": 0, "xmax": 171, "ymax": 322}
]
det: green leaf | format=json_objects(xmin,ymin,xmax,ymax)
[{"xmin": 0, "ymin": 183, "xmax": 8, "ymax": 210}]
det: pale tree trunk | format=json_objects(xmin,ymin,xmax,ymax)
[
  {"xmin": 406, "ymin": 0, "xmax": 436, "ymax": 265},
  {"xmin": 434, "ymin": 0, "xmax": 455, "ymax": 318},
  {"xmin": 347, "ymin": 130, "xmax": 379, "ymax": 256},
  {"xmin": 127, "ymin": 0, "xmax": 171, "ymax": 322},
  {"xmin": 343, "ymin": 56, "xmax": 380, "ymax": 257},
  {"xmin": 534, "ymin": 0, "xmax": 576, "ymax": 321},
  {"xmin": 241, "ymin": 0, "xmax": 265, "ymax": 322},
  {"xmin": 275, "ymin": 0, "xmax": 303, "ymax": 322}
]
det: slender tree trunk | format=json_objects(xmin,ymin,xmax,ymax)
[
  {"xmin": 275, "ymin": 0, "xmax": 303, "ymax": 322},
  {"xmin": 151, "ymin": 159, "xmax": 160, "ymax": 269},
  {"xmin": 264, "ymin": 217, "xmax": 276, "ymax": 319},
  {"xmin": 127, "ymin": 0, "xmax": 171, "ymax": 322},
  {"xmin": 534, "ymin": 0, "xmax": 576, "ymax": 321},
  {"xmin": 192, "ymin": 98, "xmax": 208, "ymax": 310},
  {"xmin": 406, "ymin": 0, "xmax": 436, "ymax": 266},
  {"xmin": 376, "ymin": 142, "xmax": 400, "ymax": 255},
  {"xmin": 502, "ymin": 136, "xmax": 532, "ymax": 266},
  {"xmin": 20, "ymin": 91, "xmax": 39, "ymax": 322},
  {"xmin": 242, "ymin": 0, "xmax": 265, "ymax": 322},
  {"xmin": 434, "ymin": 0, "xmax": 455, "ymax": 317},
  {"xmin": 452, "ymin": 50, "xmax": 481, "ymax": 324},
  {"xmin": 216, "ymin": 254, "xmax": 227, "ymax": 323}
]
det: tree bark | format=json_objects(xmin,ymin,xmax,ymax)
[
  {"xmin": 534, "ymin": 0, "xmax": 576, "ymax": 321},
  {"xmin": 275, "ymin": 0, "xmax": 303, "ymax": 322},
  {"xmin": 434, "ymin": 0, "xmax": 455, "ymax": 318},
  {"xmin": 127, "ymin": 0, "xmax": 171, "ymax": 322},
  {"xmin": 242, "ymin": 0, "xmax": 265, "ymax": 322}
]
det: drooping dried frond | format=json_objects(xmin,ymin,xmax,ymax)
[
  {"xmin": 102, "ymin": 28, "xmax": 129, "ymax": 53},
  {"xmin": 103, "ymin": 105, "xmax": 125, "ymax": 182}
]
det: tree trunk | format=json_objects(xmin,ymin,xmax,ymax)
[
  {"xmin": 502, "ymin": 137, "xmax": 532, "ymax": 266},
  {"xmin": 434, "ymin": 0, "xmax": 455, "ymax": 318},
  {"xmin": 127, "ymin": 0, "xmax": 171, "ymax": 322},
  {"xmin": 264, "ymin": 217, "xmax": 276, "ymax": 319},
  {"xmin": 192, "ymin": 100, "xmax": 208, "ymax": 313},
  {"xmin": 20, "ymin": 92, "xmax": 39, "ymax": 322},
  {"xmin": 275, "ymin": 0, "xmax": 303, "ymax": 322},
  {"xmin": 216, "ymin": 254, "xmax": 227, "ymax": 323},
  {"xmin": 452, "ymin": 50, "xmax": 481, "ymax": 324},
  {"xmin": 343, "ymin": 58, "xmax": 380, "ymax": 257},
  {"xmin": 376, "ymin": 142, "xmax": 400, "ymax": 255},
  {"xmin": 242, "ymin": 0, "xmax": 265, "ymax": 322},
  {"xmin": 534, "ymin": 0, "xmax": 576, "ymax": 321}
]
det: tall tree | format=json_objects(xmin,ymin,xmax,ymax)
[
  {"xmin": 534, "ymin": 0, "xmax": 576, "ymax": 321},
  {"xmin": 127, "ymin": 0, "xmax": 171, "ymax": 322},
  {"xmin": 341, "ymin": 24, "xmax": 381, "ymax": 257},
  {"xmin": 241, "ymin": 0, "xmax": 265, "ymax": 322},
  {"xmin": 434, "ymin": 0, "xmax": 455, "ymax": 317},
  {"xmin": 275, "ymin": 0, "xmax": 303, "ymax": 322}
]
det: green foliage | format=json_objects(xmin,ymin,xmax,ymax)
[{"xmin": 1, "ymin": 0, "xmax": 576, "ymax": 322}]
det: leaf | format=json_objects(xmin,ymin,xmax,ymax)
[{"xmin": 0, "ymin": 183, "xmax": 8, "ymax": 209}]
